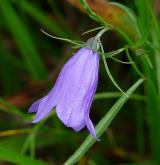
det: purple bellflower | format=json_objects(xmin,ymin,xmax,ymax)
[{"xmin": 28, "ymin": 38, "xmax": 100, "ymax": 139}]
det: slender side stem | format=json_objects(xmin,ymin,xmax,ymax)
[{"xmin": 101, "ymin": 46, "xmax": 128, "ymax": 97}]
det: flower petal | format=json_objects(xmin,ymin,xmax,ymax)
[
  {"xmin": 28, "ymin": 47, "xmax": 100, "ymax": 140},
  {"xmin": 30, "ymin": 49, "xmax": 85, "ymax": 122},
  {"xmin": 56, "ymin": 49, "xmax": 94, "ymax": 128},
  {"xmin": 84, "ymin": 53, "xmax": 99, "ymax": 139},
  {"xmin": 32, "ymin": 95, "xmax": 55, "ymax": 123},
  {"xmin": 56, "ymin": 81, "xmax": 85, "ymax": 129},
  {"xmin": 85, "ymin": 118, "xmax": 97, "ymax": 139},
  {"xmin": 28, "ymin": 99, "xmax": 41, "ymax": 113},
  {"xmin": 56, "ymin": 48, "xmax": 99, "ymax": 135}
]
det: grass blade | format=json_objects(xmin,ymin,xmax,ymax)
[
  {"xmin": 0, "ymin": 1, "xmax": 48, "ymax": 80},
  {"xmin": 0, "ymin": 147, "xmax": 48, "ymax": 165},
  {"xmin": 19, "ymin": 0, "xmax": 73, "ymax": 38}
]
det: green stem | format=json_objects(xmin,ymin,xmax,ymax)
[
  {"xmin": 101, "ymin": 48, "xmax": 128, "ymax": 97},
  {"xmin": 146, "ymin": 1, "xmax": 160, "ymax": 95},
  {"xmin": 94, "ymin": 92, "xmax": 146, "ymax": 101}
]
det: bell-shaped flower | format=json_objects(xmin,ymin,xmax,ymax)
[{"xmin": 28, "ymin": 39, "xmax": 100, "ymax": 139}]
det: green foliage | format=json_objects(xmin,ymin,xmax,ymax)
[
  {"xmin": 0, "ymin": 0, "xmax": 160, "ymax": 164},
  {"xmin": 0, "ymin": 0, "xmax": 48, "ymax": 80},
  {"xmin": 0, "ymin": 147, "xmax": 48, "ymax": 165},
  {"xmin": 18, "ymin": 0, "xmax": 73, "ymax": 38}
]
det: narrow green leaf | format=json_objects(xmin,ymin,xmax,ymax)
[
  {"xmin": 0, "ymin": 98, "xmax": 30, "ymax": 120},
  {"xmin": 0, "ymin": 147, "xmax": 48, "ymax": 165}
]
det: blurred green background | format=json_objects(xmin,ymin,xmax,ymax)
[{"xmin": 0, "ymin": 0, "xmax": 160, "ymax": 165}]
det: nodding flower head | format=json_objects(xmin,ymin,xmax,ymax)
[{"xmin": 28, "ymin": 37, "xmax": 100, "ymax": 140}]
